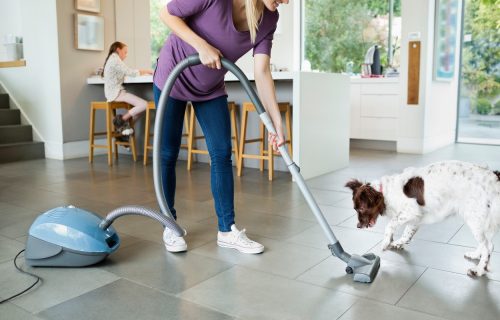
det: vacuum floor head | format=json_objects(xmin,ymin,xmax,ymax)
[
  {"xmin": 25, "ymin": 206, "xmax": 120, "ymax": 267},
  {"xmin": 346, "ymin": 253, "xmax": 381, "ymax": 283}
]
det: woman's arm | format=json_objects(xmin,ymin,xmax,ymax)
[
  {"xmin": 160, "ymin": 7, "xmax": 222, "ymax": 69},
  {"xmin": 253, "ymin": 53, "xmax": 285, "ymax": 151}
]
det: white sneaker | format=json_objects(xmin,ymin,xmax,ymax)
[
  {"xmin": 163, "ymin": 227, "xmax": 187, "ymax": 252},
  {"xmin": 217, "ymin": 225, "xmax": 264, "ymax": 254}
]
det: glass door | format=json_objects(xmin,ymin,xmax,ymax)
[{"xmin": 456, "ymin": 0, "xmax": 500, "ymax": 145}]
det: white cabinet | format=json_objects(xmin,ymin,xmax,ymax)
[{"xmin": 350, "ymin": 78, "xmax": 401, "ymax": 141}]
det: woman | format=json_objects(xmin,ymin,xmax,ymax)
[
  {"xmin": 155, "ymin": 0, "xmax": 289, "ymax": 254},
  {"xmin": 103, "ymin": 41, "xmax": 153, "ymax": 133}
]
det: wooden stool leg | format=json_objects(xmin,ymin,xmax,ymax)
[
  {"xmin": 259, "ymin": 122, "xmax": 265, "ymax": 171},
  {"xmin": 143, "ymin": 107, "xmax": 150, "ymax": 165},
  {"xmin": 187, "ymin": 104, "xmax": 196, "ymax": 171},
  {"xmin": 237, "ymin": 107, "xmax": 248, "ymax": 177},
  {"xmin": 105, "ymin": 105, "xmax": 113, "ymax": 166},
  {"xmin": 89, "ymin": 104, "xmax": 95, "ymax": 163},
  {"xmin": 286, "ymin": 107, "xmax": 293, "ymax": 157},
  {"xmin": 130, "ymin": 133, "xmax": 137, "ymax": 162},
  {"xmin": 268, "ymin": 134, "xmax": 274, "ymax": 181},
  {"xmin": 184, "ymin": 106, "xmax": 190, "ymax": 138},
  {"xmin": 230, "ymin": 106, "xmax": 239, "ymax": 169},
  {"xmin": 113, "ymin": 109, "xmax": 119, "ymax": 161}
]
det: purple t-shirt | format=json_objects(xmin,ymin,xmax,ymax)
[{"xmin": 153, "ymin": 0, "xmax": 279, "ymax": 101}]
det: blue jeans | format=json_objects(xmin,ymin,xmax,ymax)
[{"xmin": 153, "ymin": 84, "xmax": 235, "ymax": 232}]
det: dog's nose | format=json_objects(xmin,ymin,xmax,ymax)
[{"xmin": 357, "ymin": 222, "xmax": 362, "ymax": 228}]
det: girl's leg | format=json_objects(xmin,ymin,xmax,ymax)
[
  {"xmin": 192, "ymin": 96, "xmax": 235, "ymax": 232},
  {"xmin": 153, "ymin": 84, "xmax": 187, "ymax": 219},
  {"xmin": 114, "ymin": 90, "xmax": 148, "ymax": 121}
]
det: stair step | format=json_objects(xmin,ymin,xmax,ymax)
[
  {"xmin": 0, "ymin": 141, "xmax": 45, "ymax": 163},
  {"xmin": 0, "ymin": 125, "xmax": 33, "ymax": 143},
  {"xmin": 0, "ymin": 109, "xmax": 21, "ymax": 125},
  {"xmin": 0, "ymin": 94, "xmax": 9, "ymax": 109}
]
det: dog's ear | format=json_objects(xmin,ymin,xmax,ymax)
[{"xmin": 345, "ymin": 179, "xmax": 363, "ymax": 193}]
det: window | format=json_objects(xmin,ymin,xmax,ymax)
[
  {"xmin": 302, "ymin": 0, "xmax": 401, "ymax": 73},
  {"xmin": 150, "ymin": 0, "xmax": 170, "ymax": 67}
]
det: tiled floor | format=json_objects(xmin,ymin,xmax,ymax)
[{"xmin": 1, "ymin": 143, "xmax": 500, "ymax": 320}]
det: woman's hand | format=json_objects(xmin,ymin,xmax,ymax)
[
  {"xmin": 140, "ymin": 69, "xmax": 153, "ymax": 75},
  {"xmin": 268, "ymin": 123, "xmax": 285, "ymax": 153},
  {"xmin": 196, "ymin": 42, "xmax": 223, "ymax": 70}
]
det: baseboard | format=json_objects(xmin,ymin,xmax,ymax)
[
  {"xmin": 350, "ymin": 139, "xmax": 397, "ymax": 152},
  {"xmin": 423, "ymin": 131, "xmax": 455, "ymax": 153},
  {"xmin": 397, "ymin": 138, "xmax": 424, "ymax": 154}
]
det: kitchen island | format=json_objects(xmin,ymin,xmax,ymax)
[{"xmin": 87, "ymin": 71, "xmax": 350, "ymax": 179}]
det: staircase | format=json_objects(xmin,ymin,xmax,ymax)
[{"xmin": 0, "ymin": 93, "xmax": 44, "ymax": 163}]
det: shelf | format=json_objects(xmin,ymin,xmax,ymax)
[{"xmin": 0, "ymin": 60, "xmax": 26, "ymax": 68}]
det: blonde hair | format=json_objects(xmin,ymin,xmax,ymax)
[{"xmin": 245, "ymin": 0, "xmax": 264, "ymax": 43}]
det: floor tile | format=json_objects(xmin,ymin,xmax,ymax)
[
  {"xmin": 338, "ymin": 299, "xmax": 448, "ymax": 320},
  {"xmin": 397, "ymin": 268, "xmax": 500, "ymax": 320},
  {"xmin": 112, "ymin": 214, "xmax": 216, "ymax": 250},
  {"xmin": 179, "ymin": 266, "xmax": 359, "ymax": 320},
  {"xmin": 340, "ymin": 215, "xmax": 465, "ymax": 244},
  {"xmin": 448, "ymin": 224, "xmax": 500, "ymax": 253},
  {"xmin": 297, "ymin": 256, "xmax": 426, "ymax": 304},
  {"xmin": 286, "ymin": 225, "xmax": 382, "ymax": 254},
  {"xmin": 270, "ymin": 202, "xmax": 356, "ymax": 226},
  {"xmin": 371, "ymin": 239, "xmax": 500, "ymax": 281},
  {"xmin": 0, "ymin": 235, "xmax": 24, "ymax": 263},
  {"xmin": 0, "ymin": 303, "xmax": 42, "ymax": 320},
  {"xmin": 192, "ymin": 235, "xmax": 330, "ymax": 279},
  {"xmin": 198, "ymin": 209, "xmax": 317, "ymax": 241},
  {"xmin": 99, "ymin": 240, "xmax": 233, "ymax": 295},
  {"xmin": 0, "ymin": 257, "xmax": 119, "ymax": 313},
  {"xmin": 37, "ymin": 279, "xmax": 234, "ymax": 320}
]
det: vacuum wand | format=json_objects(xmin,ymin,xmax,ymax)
[{"xmin": 155, "ymin": 55, "xmax": 380, "ymax": 283}]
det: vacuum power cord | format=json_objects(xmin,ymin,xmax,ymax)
[{"xmin": 0, "ymin": 249, "xmax": 41, "ymax": 304}]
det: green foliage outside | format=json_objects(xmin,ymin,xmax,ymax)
[
  {"xmin": 461, "ymin": 0, "xmax": 499, "ymax": 111},
  {"xmin": 493, "ymin": 100, "xmax": 500, "ymax": 115},
  {"xmin": 150, "ymin": 0, "xmax": 170, "ymax": 67},
  {"xmin": 475, "ymin": 98, "xmax": 492, "ymax": 114},
  {"xmin": 304, "ymin": 0, "xmax": 401, "ymax": 73}
]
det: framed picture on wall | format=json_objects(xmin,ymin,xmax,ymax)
[
  {"xmin": 74, "ymin": 14, "xmax": 104, "ymax": 51},
  {"xmin": 433, "ymin": 0, "xmax": 460, "ymax": 81},
  {"xmin": 75, "ymin": 0, "xmax": 101, "ymax": 13}
]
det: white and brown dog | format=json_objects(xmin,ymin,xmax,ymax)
[{"xmin": 345, "ymin": 160, "xmax": 500, "ymax": 277}]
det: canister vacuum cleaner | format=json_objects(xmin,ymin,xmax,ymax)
[{"xmin": 22, "ymin": 56, "xmax": 380, "ymax": 281}]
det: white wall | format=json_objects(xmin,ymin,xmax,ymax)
[
  {"xmin": 115, "ymin": 0, "xmax": 151, "ymax": 69},
  {"xmin": 236, "ymin": 4, "xmax": 295, "ymax": 73},
  {"xmin": 397, "ymin": 0, "xmax": 461, "ymax": 153},
  {"xmin": 56, "ymin": 0, "xmax": 117, "ymax": 147},
  {"xmin": 0, "ymin": 0, "xmax": 23, "ymax": 61},
  {"xmin": 0, "ymin": 0, "xmax": 64, "ymax": 158}
]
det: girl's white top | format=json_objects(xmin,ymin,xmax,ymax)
[{"xmin": 103, "ymin": 53, "xmax": 140, "ymax": 101}]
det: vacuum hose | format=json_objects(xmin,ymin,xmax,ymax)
[{"xmin": 99, "ymin": 205, "xmax": 185, "ymax": 236}]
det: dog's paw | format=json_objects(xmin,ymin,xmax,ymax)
[
  {"xmin": 381, "ymin": 239, "xmax": 392, "ymax": 251},
  {"xmin": 388, "ymin": 241, "xmax": 405, "ymax": 250},
  {"xmin": 464, "ymin": 251, "xmax": 481, "ymax": 261},
  {"xmin": 467, "ymin": 267, "xmax": 487, "ymax": 278}
]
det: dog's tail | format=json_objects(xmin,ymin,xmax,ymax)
[{"xmin": 494, "ymin": 170, "xmax": 500, "ymax": 181}]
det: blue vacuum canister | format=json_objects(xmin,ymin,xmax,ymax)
[{"xmin": 25, "ymin": 206, "xmax": 120, "ymax": 267}]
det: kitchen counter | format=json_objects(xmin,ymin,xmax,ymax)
[
  {"xmin": 87, "ymin": 71, "xmax": 350, "ymax": 179},
  {"xmin": 86, "ymin": 71, "xmax": 294, "ymax": 85},
  {"xmin": 0, "ymin": 60, "xmax": 26, "ymax": 68}
]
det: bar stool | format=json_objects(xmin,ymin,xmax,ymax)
[
  {"xmin": 237, "ymin": 102, "xmax": 292, "ymax": 181},
  {"xmin": 143, "ymin": 101, "xmax": 191, "ymax": 166},
  {"xmin": 186, "ymin": 102, "xmax": 240, "ymax": 171},
  {"xmin": 88, "ymin": 101, "xmax": 137, "ymax": 166}
]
